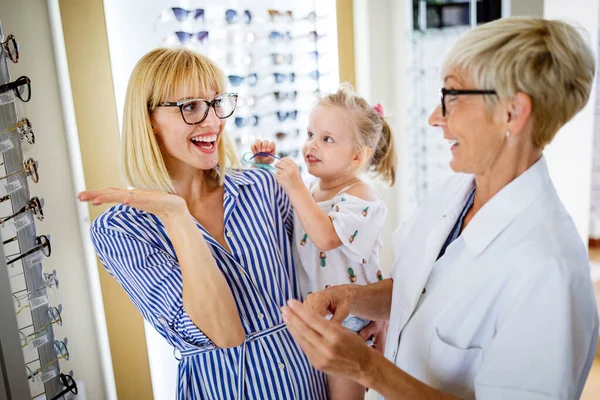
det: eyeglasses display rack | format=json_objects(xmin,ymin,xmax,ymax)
[{"xmin": 0, "ymin": 20, "xmax": 74, "ymax": 400}]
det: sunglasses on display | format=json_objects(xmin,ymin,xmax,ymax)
[
  {"xmin": 174, "ymin": 30, "xmax": 209, "ymax": 45},
  {"xmin": 20, "ymin": 305, "xmax": 63, "ymax": 348},
  {"xmin": 273, "ymin": 73, "xmax": 295, "ymax": 84},
  {"xmin": 268, "ymin": 9, "xmax": 293, "ymax": 22},
  {"xmin": 278, "ymin": 149, "xmax": 300, "ymax": 159},
  {"xmin": 235, "ymin": 115, "xmax": 260, "ymax": 128},
  {"xmin": 1, "ymin": 34, "xmax": 19, "ymax": 63},
  {"xmin": 273, "ymin": 91, "xmax": 297, "ymax": 102},
  {"xmin": 275, "ymin": 129, "xmax": 300, "ymax": 141},
  {"xmin": 269, "ymin": 31, "xmax": 292, "ymax": 42},
  {"xmin": 12, "ymin": 271, "xmax": 60, "ymax": 307},
  {"xmin": 226, "ymin": 9, "xmax": 252, "ymax": 24},
  {"xmin": 155, "ymin": 93, "xmax": 238, "ymax": 125},
  {"xmin": 26, "ymin": 339, "xmax": 69, "ymax": 382},
  {"xmin": 50, "ymin": 372, "xmax": 79, "ymax": 399},
  {"xmin": 0, "ymin": 196, "xmax": 44, "ymax": 225},
  {"xmin": 0, "ymin": 158, "xmax": 39, "ymax": 183},
  {"xmin": 298, "ymin": 31, "xmax": 326, "ymax": 42},
  {"xmin": 268, "ymin": 10, "xmax": 323, "ymax": 22},
  {"xmin": 271, "ymin": 53, "xmax": 293, "ymax": 65},
  {"xmin": 5, "ymin": 234, "xmax": 51, "ymax": 266},
  {"xmin": 0, "ymin": 76, "xmax": 31, "ymax": 103},
  {"xmin": 170, "ymin": 7, "xmax": 205, "ymax": 22},
  {"xmin": 275, "ymin": 110, "xmax": 298, "ymax": 122},
  {"xmin": 228, "ymin": 74, "xmax": 258, "ymax": 87},
  {"xmin": 1, "ymin": 118, "xmax": 35, "ymax": 145}
]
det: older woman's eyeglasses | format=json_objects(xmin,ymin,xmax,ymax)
[
  {"xmin": 440, "ymin": 88, "xmax": 497, "ymax": 117},
  {"xmin": 155, "ymin": 93, "xmax": 238, "ymax": 125}
]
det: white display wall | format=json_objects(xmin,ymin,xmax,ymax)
[{"xmin": 102, "ymin": 1, "xmax": 339, "ymax": 398}]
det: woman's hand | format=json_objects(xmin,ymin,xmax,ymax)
[
  {"xmin": 304, "ymin": 285, "xmax": 355, "ymax": 323},
  {"xmin": 274, "ymin": 157, "xmax": 304, "ymax": 192},
  {"xmin": 359, "ymin": 320, "xmax": 389, "ymax": 354},
  {"xmin": 77, "ymin": 188, "xmax": 189, "ymax": 221},
  {"xmin": 251, "ymin": 140, "xmax": 276, "ymax": 165},
  {"xmin": 282, "ymin": 299, "xmax": 375, "ymax": 385}
]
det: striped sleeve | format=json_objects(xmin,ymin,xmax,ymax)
[{"xmin": 90, "ymin": 224, "xmax": 216, "ymax": 354}]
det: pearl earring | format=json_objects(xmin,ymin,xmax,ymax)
[{"xmin": 505, "ymin": 131, "xmax": 510, "ymax": 138}]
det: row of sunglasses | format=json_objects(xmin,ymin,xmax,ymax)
[
  {"xmin": 162, "ymin": 7, "xmax": 323, "ymax": 24},
  {"xmin": 172, "ymin": 30, "xmax": 325, "ymax": 45},
  {"xmin": 233, "ymin": 111, "xmax": 299, "ymax": 128},
  {"xmin": 228, "ymin": 71, "xmax": 324, "ymax": 87},
  {"xmin": 223, "ymin": 51, "xmax": 324, "ymax": 67}
]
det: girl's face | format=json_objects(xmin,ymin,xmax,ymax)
[
  {"xmin": 151, "ymin": 85, "xmax": 226, "ymax": 173},
  {"xmin": 303, "ymin": 105, "xmax": 364, "ymax": 180}
]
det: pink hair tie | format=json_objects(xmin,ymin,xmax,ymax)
[{"xmin": 373, "ymin": 103, "xmax": 384, "ymax": 117}]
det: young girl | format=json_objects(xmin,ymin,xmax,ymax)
[{"xmin": 252, "ymin": 84, "xmax": 396, "ymax": 399}]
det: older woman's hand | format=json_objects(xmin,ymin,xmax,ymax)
[
  {"xmin": 78, "ymin": 188, "xmax": 189, "ymax": 221},
  {"xmin": 304, "ymin": 284, "xmax": 354, "ymax": 323},
  {"xmin": 282, "ymin": 299, "xmax": 375, "ymax": 385}
]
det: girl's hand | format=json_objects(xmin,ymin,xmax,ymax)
[
  {"xmin": 77, "ymin": 188, "xmax": 189, "ymax": 222},
  {"xmin": 274, "ymin": 157, "xmax": 304, "ymax": 192},
  {"xmin": 359, "ymin": 320, "xmax": 388, "ymax": 354},
  {"xmin": 251, "ymin": 140, "xmax": 276, "ymax": 165}
]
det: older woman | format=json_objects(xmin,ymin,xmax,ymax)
[
  {"xmin": 281, "ymin": 17, "xmax": 599, "ymax": 399},
  {"xmin": 78, "ymin": 48, "xmax": 327, "ymax": 399}
]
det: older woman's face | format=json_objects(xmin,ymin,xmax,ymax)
[
  {"xmin": 151, "ymin": 85, "xmax": 226, "ymax": 172},
  {"xmin": 428, "ymin": 71, "xmax": 506, "ymax": 175}
]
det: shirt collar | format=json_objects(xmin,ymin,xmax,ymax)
[
  {"xmin": 462, "ymin": 155, "xmax": 551, "ymax": 256},
  {"xmin": 223, "ymin": 170, "xmax": 255, "ymax": 198}
]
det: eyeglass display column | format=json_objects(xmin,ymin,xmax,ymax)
[{"xmin": 0, "ymin": 20, "xmax": 62, "ymax": 399}]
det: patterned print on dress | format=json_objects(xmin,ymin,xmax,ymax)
[
  {"xmin": 320, "ymin": 252, "xmax": 326, "ymax": 267},
  {"xmin": 362, "ymin": 207, "xmax": 369, "ymax": 217},
  {"xmin": 325, "ymin": 285, "xmax": 331, "ymax": 289},
  {"xmin": 362, "ymin": 258, "xmax": 367, "ymax": 264},
  {"xmin": 377, "ymin": 270, "xmax": 383, "ymax": 281},
  {"xmin": 348, "ymin": 267, "xmax": 357, "ymax": 282},
  {"xmin": 300, "ymin": 233, "xmax": 308, "ymax": 246},
  {"xmin": 349, "ymin": 230, "xmax": 358, "ymax": 243},
  {"xmin": 335, "ymin": 205, "xmax": 340, "ymax": 212}
]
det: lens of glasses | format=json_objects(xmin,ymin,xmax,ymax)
[
  {"xmin": 171, "ymin": 7, "xmax": 190, "ymax": 21},
  {"xmin": 2, "ymin": 35, "xmax": 18, "ymax": 63},
  {"xmin": 196, "ymin": 31, "xmax": 209, "ymax": 43},
  {"xmin": 17, "ymin": 119, "xmax": 34, "ymax": 145},
  {"xmin": 247, "ymin": 73, "xmax": 258, "ymax": 87},
  {"xmin": 38, "ymin": 235, "xmax": 51, "ymax": 257},
  {"xmin": 213, "ymin": 94, "xmax": 237, "ymax": 119},
  {"xmin": 228, "ymin": 75, "xmax": 244, "ymax": 87},
  {"xmin": 48, "ymin": 306, "xmax": 63, "ymax": 326},
  {"xmin": 54, "ymin": 340, "xmax": 69, "ymax": 360},
  {"xmin": 25, "ymin": 158, "xmax": 39, "ymax": 183},
  {"xmin": 175, "ymin": 31, "xmax": 193, "ymax": 44},
  {"xmin": 14, "ymin": 77, "xmax": 31, "ymax": 102},
  {"xmin": 225, "ymin": 9, "xmax": 238, "ymax": 24},
  {"xmin": 31, "ymin": 197, "xmax": 44, "ymax": 221}
]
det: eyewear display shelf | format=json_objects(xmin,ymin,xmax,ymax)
[{"xmin": 0, "ymin": 21, "xmax": 62, "ymax": 399}]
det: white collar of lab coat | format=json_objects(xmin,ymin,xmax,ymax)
[{"xmin": 461, "ymin": 155, "xmax": 550, "ymax": 257}]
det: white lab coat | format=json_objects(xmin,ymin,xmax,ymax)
[{"xmin": 384, "ymin": 156, "xmax": 599, "ymax": 399}]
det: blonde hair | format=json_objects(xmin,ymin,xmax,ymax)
[
  {"xmin": 122, "ymin": 47, "xmax": 239, "ymax": 193},
  {"xmin": 442, "ymin": 17, "xmax": 596, "ymax": 148},
  {"xmin": 317, "ymin": 84, "xmax": 397, "ymax": 186}
]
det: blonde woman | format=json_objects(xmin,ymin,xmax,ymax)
[
  {"xmin": 281, "ymin": 17, "xmax": 599, "ymax": 399},
  {"xmin": 78, "ymin": 48, "xmax": 328, "ymax": 399}
]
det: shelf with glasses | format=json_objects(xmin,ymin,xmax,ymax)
[{"xmin": 0, "ymin": 21, "xmax": 77, "ymax": 400}]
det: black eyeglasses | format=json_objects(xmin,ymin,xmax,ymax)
[
  {"xmin": 155, "ymin": 93, "xmax": 238, "ymax": 125},
  {"xmin": 0, "ymin": 196, "xmax": 44, "ymax": 225},
  {"xmin": 0, "ymin": 76, "xmax": 31, "ymax": 102},
  {"xmin": 440, "ymin": 88, "xmax": 497, "ymax": 117},
  {"xmin": 50, "ymin": 372, "xmax": 78, "ymax": 400},
  {"xmin": 1, "ymin": 34, "xmax": 19, "ymax": 63},
  {"xmin": 6, "ymin": 234, "xmax": 51, "ymax": 265}
]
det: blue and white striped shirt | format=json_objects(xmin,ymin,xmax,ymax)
[{"xmin": 90, "ymin": 169, "xmax": 328, "ymax": 399}]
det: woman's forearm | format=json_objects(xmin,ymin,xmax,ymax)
[
  {"xmin": 287, "ymin": 185, "xmax": 342, "ymax": 251},
  {"xmin": 164, "ymin": 211, "xmax": 245, "ymax": 348},
  {"xmin": 349, "ymin": 278, "xmax": 394, "ymax": 321},
  {"xmin": 361, "ymin": 350, "xmax": 460, "ymax": 400}
]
